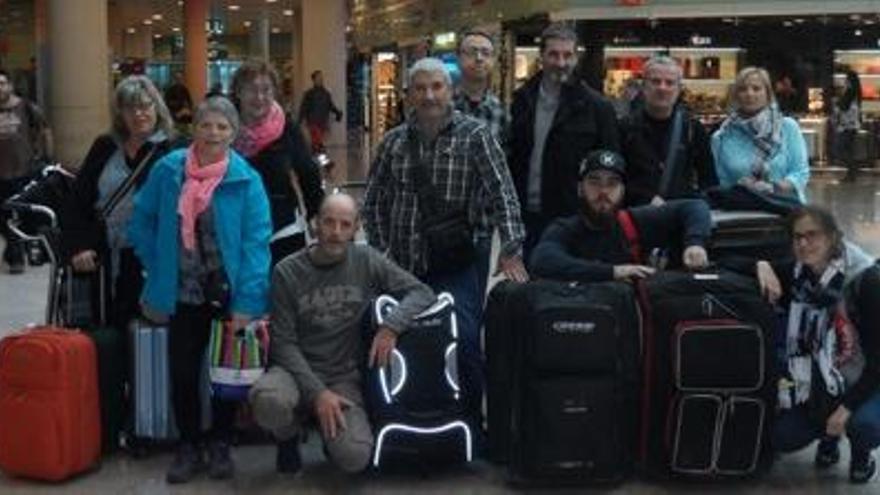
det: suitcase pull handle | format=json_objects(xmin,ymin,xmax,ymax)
[{"xmin": 701, "ymin": 294, "xmax": 739, "ymax": 319}]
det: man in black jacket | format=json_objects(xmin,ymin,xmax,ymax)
[
  {"xmin": 619, "ymin": 56, "xmax": 717, "ymax": 207},
  {"xmin": 508, "ymin": 23, "xmax": 619, "ymax": 258},
  {"xmin": 530, "ymin": 149, "xmax": 712, "ymax": 283}
]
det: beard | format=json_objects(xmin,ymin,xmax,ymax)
[{"xmin": 580, "ymin": 199, "xmax": 618, "ymax": 229}]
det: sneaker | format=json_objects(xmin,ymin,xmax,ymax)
[
  {"xmin": 815, "ymin": 437, "xmax": 841, "ymax": 469},
  {"xmin": 166, "ymin": 443, "xmax": 205, "ymax": 484},
  {"xmin": 276, "ymin": 437, "xmax": 302, "ymax": 474},
  {"xmin": 850, "ymin": 452, "xmax": 878, "ymax": 484},
  {"xmin": 207, "ymin": 440, "xmax": 235, "ymax": 480}
]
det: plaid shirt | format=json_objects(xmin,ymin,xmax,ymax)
[
  {"xmin": 454, "ymin": 89, "xmax": 509, "ymax": 145},
  {"xmin": 364, "ymin": 111, "xmax": 525, "ymax": 275}
]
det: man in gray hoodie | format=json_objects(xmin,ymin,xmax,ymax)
[{"xmin": 249, "ymin": 193, "xmax": 435, "ymax": 474}]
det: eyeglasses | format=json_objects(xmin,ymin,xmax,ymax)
[
  {"xmin": 241, "ymin": 84, "xmax": 275, "ymax": 97},
  {"xmin": 460, "ymin": 47, "xmax": 493, "ymax": 59},
  {"xmin": 792, "ymin": 229, "xmax": 825, "ymax": 244},
  {"xmin": 123, "ymin": 102, "xmax": 155, "ymax": 115}
]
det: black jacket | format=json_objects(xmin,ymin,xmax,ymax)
[
  {"xmin": 529, "ymin": 199, "xmax": 712, "ymax": 282},
  {"xmin": 64, "ymin": 133, "xmax": 184, "ymax": 259},
  {"xmin": 619, "ymin": 108, "xmax": 717, "ymax": 207},
  {"xmin": 244, "ymin": 121, "xmax": 324, "ymax": 233},
  {"xmin": 508, "ymin": 72, "xmax": 620, "ymax": 219}
]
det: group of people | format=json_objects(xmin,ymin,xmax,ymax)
[{"xmin": 4, "ymin": 20, "xmax": 876, "ymax": 487}]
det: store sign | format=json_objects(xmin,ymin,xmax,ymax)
[
  {"xmin": 690, "ymin": 35, "xmax": 713, "ymax": 46},
  {"xmin": 434, "ymin": 32, "xmax": 457, "ymax": 50}
]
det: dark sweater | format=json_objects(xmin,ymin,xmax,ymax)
[
  {"xmin": 242, "ymin": 121, "xmax": 323, "ymax": 232},
  {"xmin": 529, "ymin": 199, "xmax": 712, "ymax": 283},
  {"xmin": 64, "ymin": 133, "xmax": 185, "ymax": 259}
]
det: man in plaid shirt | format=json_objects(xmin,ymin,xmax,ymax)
[{"xmin": 364, "ymin": 57, "xmax": 527, "ymax": 436}]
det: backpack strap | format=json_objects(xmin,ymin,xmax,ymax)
[{"xmin": 617, "ymin": 209, "xmax": 642, "ymax": 264}]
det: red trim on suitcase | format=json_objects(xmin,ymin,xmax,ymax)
[{"xmin": 617, "ymin": 210, "xmax": 642, "ymax": 264}]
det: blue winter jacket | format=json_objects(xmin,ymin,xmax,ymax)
[
  {"xmin": 711, "ymin": 115, "xmax": 810, "ymax": 203},
  {"xmin": 129, "ymin": 148, "xmax": 271, "ymax": 317}
]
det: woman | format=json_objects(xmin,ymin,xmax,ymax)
[
  {"xmin": 711, "ymin": 67, "xmax": 810, "ymax": 203},
  {"xmin": 835, "ymin": 70, "xmax": 862, "ymax": 182},
  {"xmin": 66, "ymin": 75, "xmax": 181, "ymax": 331},
  {"xmin": 129, "ymin": 97, "xmax": 271, "ymax": 484},
  {"xmin": 231, "ymin": 60, "xmax": 323, "ymax": 265},
  {"xmin": 755, "ymin": 205, "xmax": 880, "ymax": 484}
]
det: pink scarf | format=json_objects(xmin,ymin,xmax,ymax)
[
  {"xmin": 234, "ymin": 101, "xmax": 286, "ymax": 157},
  {"xmin": 178, "ymin": 145, "xmax": 228, "ymax": 251}
]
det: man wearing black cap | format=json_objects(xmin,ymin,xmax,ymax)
[{"xmin": 530, "ymin": 149, "xmax": 712, "ymax": 282}]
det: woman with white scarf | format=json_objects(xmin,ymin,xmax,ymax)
[
  {"xmin": 755, "ymin": 205, "xmax": 880, "ymax": 484},
  {"xmin": 711, "ymin": 67, "xmax": 810, "ymax": 203}
]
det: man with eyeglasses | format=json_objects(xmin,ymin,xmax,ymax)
[
  {"xmin": 530, "ymin": 149, "xmax": 712, "ymax": 283},
  {"xmin": 454, "ymin": 30, "xmax": 507, "ymax": 144}
]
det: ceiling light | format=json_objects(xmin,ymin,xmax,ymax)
[
  {"xmin": 154, "ymin": 33, "xmax": 162, "ymax": 39},
  {"xmin": 172, "ymin": 26, "xmax": 180, "ymax": 32},
  {"xmin": 143, "ymin": 19, "xmax": 153, "ymax": 25},
  {"xmin": 243, "ymin": 20, "xmax": 252, "ymax": 27},
  {"xmin": 271, "ymin": 27, "xmax": 281, "ymax": 34},
  {"xmin": 266, "ymin": 0, "xmax": 278, "ymax": 3},
  {"xmin": 229, "ymin": 5, "xmax": 240, "ymax": 11},
  {"xmin": 152, "ymin": 14, "xmax": 162, "ymax": 21},
  {"xmin": 783, "ymin": 21, "xmax": 793, "ymax": 27},
  {"xmin": 794, "ymin": 18, "xmax": 805, "ymax": 24},
  {"xmin": 850, "ymin": 14, "xmax": 862, "ymax": 21},
  {"xmin": 126, "ymin": 27, "xmax": 136, "ymax": 34},
  {"xmin": 283, "ymin": 9, "xmax": 293, "ymax": 16},
  {"xmin": 855, "ymin": 29, "xmax": 863, "ymax": 36},
  {"xmin": 177, "ymin": 1, "xmax": 183, "ymax": 6}
]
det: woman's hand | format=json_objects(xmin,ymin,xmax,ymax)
[
  {"xmin": 71, "ymin": 250, "xmax": 98, "ymax": 272},
  {"xmin": 229, "ymin": 313, "xmax": 252, "ymax": 331},
  {"xmin": 756, "ymin": 261, "xmax": 781, "ymax": 304},
  {"xmin": 826, "ymin": 405, "xmax": 851, "ymax": 437}
]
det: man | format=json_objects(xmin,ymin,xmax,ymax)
[
  {"xmin": 0, "ymin": 68, "xmax": 52, "ymax": 274},
  {"xmin": 530, "ymin": 149, "xmax": 711, "ymax": 283},
  {"xmin": 454, "ymin": 30, "xmax": 508, "ymax": 143},
  {"xmin": 508, "ymin": 23, "xmax": 620, "ymax": 258},
  {"xmin": 363, "ymin": 57, "xmax": 527, "ymax": 435},
  {"xmin": 249, "ymin": 193, "xmax": 435, "ymax": 474},
  {"xmin": 163, "ymin": 71, "xmax": 193, "ymax": 125},
  {"xmin": 619, "ymin": 56, "xmax": 717, "ymax": 207},
  {"xmin": 299, "ymin": 70, "xmax": 343, "ymax": 153}
]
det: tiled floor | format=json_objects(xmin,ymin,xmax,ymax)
[{"xmin": 0, "ymin": 173, "xmax": 877, "ymax": 493}]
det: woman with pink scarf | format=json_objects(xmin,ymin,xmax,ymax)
[
  {"xmin": 232, "ymin": 61, "xmax": 324, "ymax": 266},
  {"xmin": 129, "ymin": 97, "xmax": 271, "ymax": 484}
]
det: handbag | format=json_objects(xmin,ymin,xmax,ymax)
[
  {"xmin": 208, "ymin": 319, "xmax": 270, "ymax": 401},
  {"xmin": 407, "ymin": 134, "xmax": 475, "ymax": 274}
]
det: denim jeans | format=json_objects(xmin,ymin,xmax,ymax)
[{"xmin": 773, "ymin": 390, "xmax": 880, "ymax": 457}]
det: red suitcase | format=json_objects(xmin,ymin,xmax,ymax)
[{"xmin": 0, "ymin": 327, "xmax": 101, "ymax": 481}]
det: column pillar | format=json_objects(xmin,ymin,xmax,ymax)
[
  {"xmin": 297, "ymin": 0, "xmax": 348, "ymax": 180},
  {"xmin": 250, "ymin": 13, "xmax": 270, "ymax": 61},
  {"xmin": 184, "ymin": 0, "xmax": 208, "ymax": 104},
  {"xmin": 47, "ymin": 0, "xmax": 109, "ymax": 167}
]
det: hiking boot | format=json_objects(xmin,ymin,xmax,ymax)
[
  {"xmin": 166, "ymin": 443, "xmax": 205, "ymax": 484},
  {"xmin": 815, "ymin": 436, "xmax": 841, "ymax": 469},
  {"xmin": 207, "ymin": 440, "xmax": 235, "ymax": 480},
  {"xmin": 276, "ymin": 437, "xmax": 302, "ymax": 474},
  {"xmin": 851, "ymin": 451, "xmax": 878, "ymax": 484}
]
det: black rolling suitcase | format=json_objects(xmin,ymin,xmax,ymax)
[
  {"xmin": 639, "ymin": 270, "xmax": 777, "ymax": 478},
  {"xmin": 366, "ymin": 292, "xmax": 472, "ymax": 471},
  {"xmin": 486, "ymin": 280, "xmax": 641, "ymax": 485},
  {"xmin": 710, "ymin": 209, "xmax": 791, "ymax": 264}
]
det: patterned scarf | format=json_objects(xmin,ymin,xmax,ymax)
[
  {"xmin": 781, "ymin": 256, "xmax": 858, "ymax": 408},
  {"xmin": 723, "ymin": 104, "xmax": 784, "ymax": 181},
  {"xmin": 233, "ymin": 101, "xmax": 286, "ymax": 157},
  {"xmin": 177, "ymin": 145, "xmax": 228, "ymax": 251}
]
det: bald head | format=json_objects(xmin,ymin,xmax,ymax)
[{"xmin": 319, "ymin": 192, "xmax": 359, "ymax": 220}]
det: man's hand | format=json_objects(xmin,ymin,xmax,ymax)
[
  {"xmin": 495, "ymin": 254, "xmax": 529, "ymax": 283},
  {"xmin": 682, "ymin": 245, "xmax": 709, "ymax": 270},
  {"xmin": 71, "ymin": 249, "xmax": 98, "ymax": 272},
  {"xmin": 650, "ymin": 195, "xmax": 666, "ymax": 207},
  {"xmin": 756, "ymin": 261, "xmax": 782, "ymax": 304},
  {"xmin": 314, "ymin": 390, "xmax": 354, "ymax": 440},
  {"xmin": 826, "ymin": 404, "xmax": 851, "ymax": 437},
  {"xmin": 613, "ymin": 264, "xmax": 655, "ymax": 281},
  {"xmin": 369, "ymin": 326, "xmax": 398, "ymax": 368}
]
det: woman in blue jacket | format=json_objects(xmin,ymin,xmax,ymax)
[
  {"xmin": 711, "ymin": 67, "xmax": 810, "ymax": 203},
  {"xmin": 129, "ymin": 97, "xmax": 271, "ymax": 484}
]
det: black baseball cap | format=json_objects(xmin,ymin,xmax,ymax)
[{"xmin": 578, "ymin": 149, "xmax": 627, "ymax": 180}]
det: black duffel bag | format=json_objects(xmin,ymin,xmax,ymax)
[{"xmin": 421, "ymin": 209, "xmax": 475, "ymax": 274}]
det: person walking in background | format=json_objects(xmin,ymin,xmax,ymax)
[
  {"xmin": 129, "ymin": 97, "xmax": 271, "ymax": 484},
  {"xmin": 299, "ymin": 70, "xmax": 342, "ymax": 154},
  {"xmin": 164, "ymin": 71, "xmax": 193, "ymax": 128},
  {"xmin": 0, "ymin": 68, "xmax": 53, "ymax": 274},
  {"xmin": 711, "ymin": 66, "xmax": 810, "ymax": 203},
  {"xmin": 231, "ymin": 61, "xmax": 324, "ymax": 265},
  {"xmin": 834, "ymin": 70, "xmax": 862, "ymax": 182}
]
